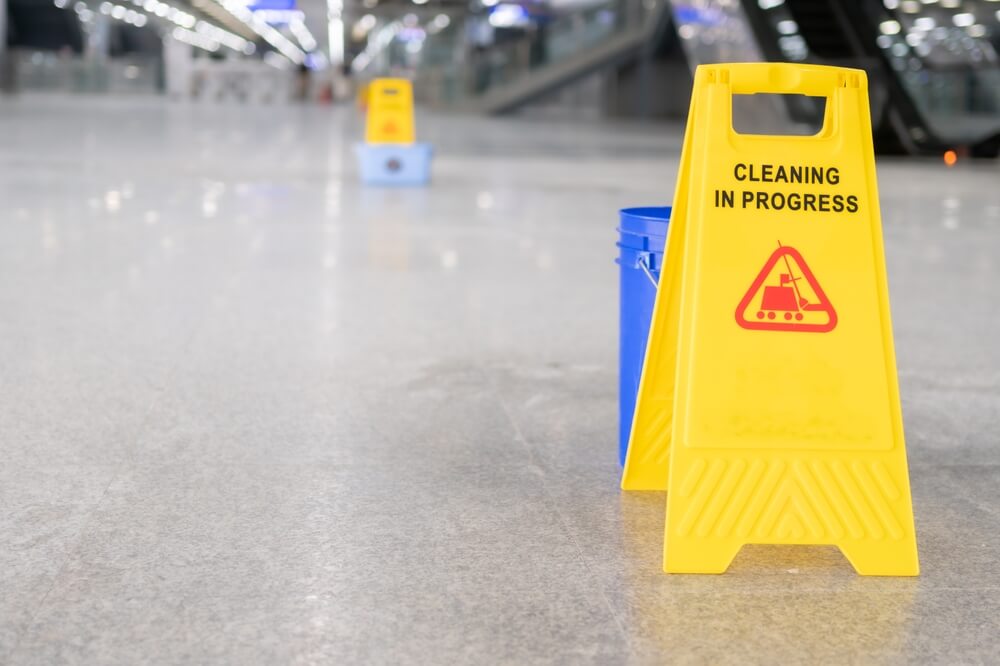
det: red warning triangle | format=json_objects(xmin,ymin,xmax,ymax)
[
  {"xmin": 735, "ymin": 243, "xmax": 837, "ymax": 333},
  {"xmin": 382, "ymin": 121, "xmax": 397, "ymax": 136}
]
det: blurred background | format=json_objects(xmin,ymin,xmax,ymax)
[
  {"xmin": 4, "ymin": 2, "xmax": 1000, "ymax": 664},
  {"xmin": 3, "ymin": 0, "xmax": 1000, "ymax": 153}
]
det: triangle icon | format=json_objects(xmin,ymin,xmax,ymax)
[{"xmin": 735, "ymin": 242, "xmax": 837, "ymax": 333}]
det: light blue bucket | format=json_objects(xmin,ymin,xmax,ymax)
[{"xmin": 355, "ymin": 143, "xmax": 433, "ymax": 186}]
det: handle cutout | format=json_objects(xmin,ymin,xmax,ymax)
[{"xmin": 731, "ymin": 93, "xmax": 827, "ymax": 137}]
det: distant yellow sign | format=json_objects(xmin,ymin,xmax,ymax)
[
  {"xmin": 365, "ymin": 78, "xmax": 416, "ymax": 145},
  {"xmin": 622, "ymin": 63, "xmax": 918, "ymax": 576}
]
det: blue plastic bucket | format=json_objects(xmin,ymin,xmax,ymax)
[
  {"xmin": 617, "ymin": 206, "xmax": 670, "ymax": 466},
  {"xmin": 355, "ymin": 143, "xmax": 433, "ymax": 186}
]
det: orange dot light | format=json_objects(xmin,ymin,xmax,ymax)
[{"xmin": 943, "ymin": 150, "xmax": 958, "ymax": 167}]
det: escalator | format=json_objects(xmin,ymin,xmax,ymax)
[{"xmin": 670, "ymin": 0, "xmax": 1000, "ymax": 156}]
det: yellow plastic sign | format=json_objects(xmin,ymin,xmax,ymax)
[
  {"xmin": 365, "ymin": 78, "xmax": 416, "ymax": 145},
  {"xmin": 621, "ymin": 63, "xmax": 918, "ymax": 576}
]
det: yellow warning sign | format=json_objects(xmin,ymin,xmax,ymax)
[
  {"xmin": 621, "ymin": 63, "xmax": 918, "ymax": 576},
  {"xmin": 365, "ymin": 78, "xmax": 416, "ymax": 145}
]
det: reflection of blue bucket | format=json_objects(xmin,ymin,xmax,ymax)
[
  {"xmin": 617, "ymin": 206, "xmax": 670, "ymax": 466},
  {"xmin": 355, "ymin": 143, "xmax": 433, "ymax": 186}
]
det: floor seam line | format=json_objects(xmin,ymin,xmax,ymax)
[{"xmin": 473, "ymin": 360, "xmax": 631, "ymax": 643}]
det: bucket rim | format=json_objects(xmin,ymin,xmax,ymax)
[
  {"xmin": 355, "ymin": 142, "xmax": 434, "ymax": 155},
  {"xmin": 617, "ymin": 227, "xmax": 666, "ymax": 237},
  {"xmin": 616, "ymin": 229, "xmax": 667, "ymax": 252},
  {"xmin": 619, "ymin": 206, "xmax": 671, "ymax": 223},
  {"xmin": 617, "ymin": 242, "xmax": 665, "ymax": 254},
  {"xmin": 619, "ymin": 206, "xmax": 671, "ymax": 237}
]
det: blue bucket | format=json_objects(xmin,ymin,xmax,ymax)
[
  {"xmin": 355, "ymin": 143, "xmax": 433, "ymax": 186},
  {"xmin": 617, "ymin": 206, "xmax": 670, "ymax": 466}
]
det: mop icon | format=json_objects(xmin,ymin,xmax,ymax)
[{"xmin": 736, "ymin": 241, "xmax": 837, "ymax": 332}]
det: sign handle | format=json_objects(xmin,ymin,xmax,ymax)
[{"xmin": 721, "ymin": 62, "xmax": 861, "ymax": 98}]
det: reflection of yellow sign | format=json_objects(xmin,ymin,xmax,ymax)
[
  {"xmin": 365, "ymin": 78, "xmax": 415, "ymax": 145},
  {"xmin": 622, "ymin": 63, "xmax": 918, "ymax": 576}
]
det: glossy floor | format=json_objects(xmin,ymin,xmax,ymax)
[{"xmin": 1, "ymin": 96, "xmax": 998, "ymax": 664}]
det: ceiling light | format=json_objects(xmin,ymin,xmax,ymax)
[
  {"xmin": 776, "ymin": 19, "xmax": 798, "ymax": 35},
  {"xmin": 880, "ymin": 20, "xmax": 902, "ymax": 34},
  {"xmin": 953, "ymin": 12, "xmax": 975, "ymax": 27}
]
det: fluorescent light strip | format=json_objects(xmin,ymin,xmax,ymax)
[
  {"xmin": 141, "ymin": 0, "xmax": 253, "ymax": 56},
  {"xmin": 197, "ymin": 20, "xmax": 253, "ymax": 52},
  {"xmin": 189, "ymin": 0, "xmax": 258, "ymax": 41},
  {"xmin": 173, "ymin": 26, "xmax": 220, "ymax": 51},
  {"xmin": 351, "ymin": 21, "xmax": 401, "ymax": 73},
  {"xmin": 328, "ymin": 0, "xmax": 345, "ymax": 65},
  {"xmin": 213, "ymin": 0, "xmax": 307, "ymax": 64},
  {"xmin": 61, "ymin": 0, "xmax": 249, "ymax": 53},
  {"xmin": 289, "ymin": 17, "xmax": 318, "ymax": 52},
  {"xmin": 141, "ymin": 0, "xmax": 197, "ymax": 29}
]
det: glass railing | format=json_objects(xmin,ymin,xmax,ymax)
[
  {"xmin": 355, "ymin": 0, "xmax": 664, "ymax": 108},
  {"xmin": 8, "ymin": 50, "xmax": 160, "ymax": 94}
]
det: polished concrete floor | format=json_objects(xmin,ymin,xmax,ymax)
[{"xmin": 1, "ymin": 95, "xmax": 999, "ymax": 664}]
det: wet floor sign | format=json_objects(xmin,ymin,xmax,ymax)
[
  {"xmin": 365, "ymin": 78, "xmax": 416, "ymax": 145},
  {"xmin": 621, "ymin": 63, "xmax": 918, "ymax": 576}
]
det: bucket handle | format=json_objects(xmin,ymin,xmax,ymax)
[{"xmin": 637, "ymin": 252, "xmax": 658, "ymax": 288}]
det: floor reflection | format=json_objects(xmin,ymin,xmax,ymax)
[{"xmin": 618, "ymin": 491, "xmax": 918, "ymax": 661}]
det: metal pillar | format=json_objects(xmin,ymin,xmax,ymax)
[{"xmin": 0, "ymin": 0, "xmax": 8, "ymax": 93}]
